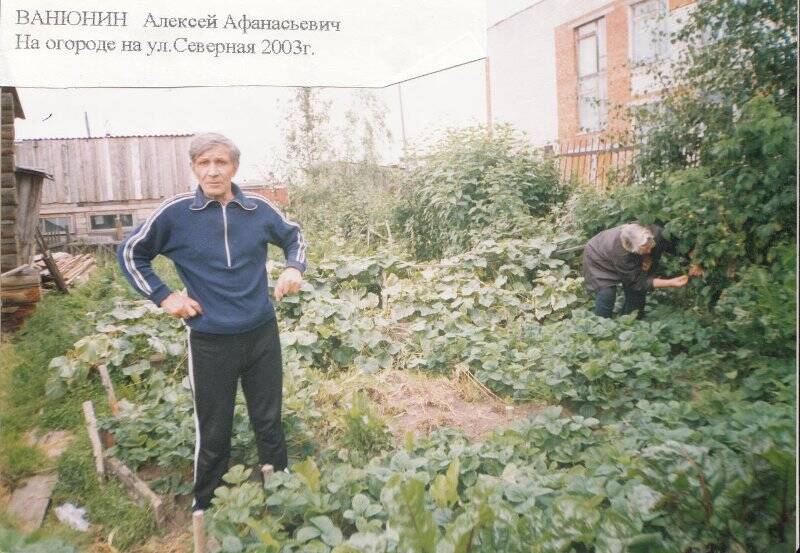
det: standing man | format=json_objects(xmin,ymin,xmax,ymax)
[
  {"xmin": 582, "ymin": 223, "xmax": 699, "ymax": 318},
  {"xmin": 117, "ymin": 133, "xmax": 306, "ymax": 511}
]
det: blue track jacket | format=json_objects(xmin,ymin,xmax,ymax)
[{"xmin": 117, "ymin": 183, "xmax": 307, "ymax": 334}]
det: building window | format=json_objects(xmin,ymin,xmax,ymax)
[
  {"xmin": 90, "ymin": 213, "xmax": 133, "ymax": 230},
  {"xmin": 631, "ymin": 0, "xmax": 669, "ymax": 65},
  {"xmin": 576, "ymin": 18, "xmax": 607, "ymax": 133},
  {"xmin": 39, "ymin": 216, "xmax": 72, "ymax": 234}
]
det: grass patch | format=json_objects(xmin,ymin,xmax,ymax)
[
  {"xmin": 0, "ymin": 255, "xmax": 183, "ymax": 472},
  {"xmin": 1, "ymin": 255, "xmax": 181, "ymax": 550},
  {"xmin": 49, "ymin": 434, "xmax": 156, "ymax": 551},
  {"xmin": 1, "ymin": 262, "xmax": 127, "ymax": 484}
]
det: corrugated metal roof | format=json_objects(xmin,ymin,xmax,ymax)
[{"xmin": 16, "ymin": 133, "xmax": 194, "ymax": 142}]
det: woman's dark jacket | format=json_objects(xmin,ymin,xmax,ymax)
[{"xmin": 582, "ymin": 225, "xmax": 675, "ymax": 293}]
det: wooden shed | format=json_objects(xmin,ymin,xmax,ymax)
[
  {"xmin": 14, "ymin": 166, "xmax": 52, "ymax": 265},
  {"xmin": 15, "ymin": 134, "xmax": 196, "ymax": 243},
  {"xmin": 1, "ymin": 87, "xmax": 28, "ymax": 272}
]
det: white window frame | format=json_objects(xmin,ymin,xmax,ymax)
[
  {"xmin": 89, "ymin": 212, "xmax": 134, "ymax": 231},
  {"xmin": 39, "ymin": 216, "xmax": 73, "ymax": 233},
  {"xmin": 629, "ymin": 0, "xmax": 670, "ymax": 65},
  {"xmin": 576, "ymin": 17, "xmax": 607, "ymax": 133}
]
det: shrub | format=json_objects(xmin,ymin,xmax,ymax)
[{"xmin": 394, "ymin": 125, "xmax": 565, "ymax": 260}]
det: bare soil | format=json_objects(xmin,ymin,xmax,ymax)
[{"xmin": 357, "ymin": 369, "xmax": 544, "ymax": 441}]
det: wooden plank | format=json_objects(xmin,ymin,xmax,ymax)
[
  {"xmin": 116, "ymin": 139, "xmax": 130, "ymax": 201},
  {"xmin": 17, "ymin": 174, "xmax": 44, "ymax": 264},
  {"xmin": 193, "ymin": 510, "xmax": 206, "ymax": 553},
  {"xmin": 55, "ymin": 142, "xmax": 68, "ymax": 204},
  {"xmin": 75, "ymin": 140, "xmax": 88, "ymax": 203},
  {"xmin": 1, "ymin": 225, "xmax": 17, "ymax": 239},
  {"xmin": 1, "ymin": 205, "xmax": 17, "ymax": 220},
  {"xmin": 1, "ymin": 253, "xmax": 19, "ymax": 272},
  {"xmin": 102, "ymin": 138, "xmax": 114, "ymax": 202},
  {"xmin": 178, "ymin": 135, "xmax": 194, "ymax": 192},
  {"xmin": 0, "ymin": 92, "xmax": 14, "ymax": 110},
  {"xmin": 1, "ymin": 239, "xmax": 18, "ymax": 254},
  {"xmin": 65, "ymin": 258, "xmax": 95, "ymax": 286},
  {"xmin": 82, "ymin": 400, "xmax": 105, "ymax": 480},
  {"xmin": 1, "ymin": 263, "xmax": 33, "ymax": 279},
  {"xmin": 2, "ymin": 172, "xmax": 16, "ymax": 188},
  {"xmin": 6, "ymin": 474, "xmax": 58, "ymax": 533},
  {"xmin": 130, "ymin": 138, "xmax": 143, "ymax": 199},
  {"xmin": 1, "ymin": 187, "xmax": 18, "ymax": 205},
  {"xmin": 35, "ymin": 228, "xmax": 67, "ymax": 292},
  {"xmin": 92, "ymin": 139, "xmax": 105, "ymax": 202},
  {"xmin": 105, "ymin": 457, "xmax": 165, "ymax": 527},
  {"xmin": 141, "ymin": 137, "xmax": 157, "ymax": 199},
  {"xmin": 1, "ymin": 286, "xmax": 40, "ymax": 304},
  {"xmin": 158, "ymin": 138, "xmax": 174, "ymax": 198}
]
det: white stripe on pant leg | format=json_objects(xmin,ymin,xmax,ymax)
[{"xmin": 186, "ymin": 326, "xmax": 202, "ymax": 508}]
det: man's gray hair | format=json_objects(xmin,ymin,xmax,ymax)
[
  {"xmin": 620, "ymin": 223, "xmax": 654, "ymax": 253},
  {"xmin": 189, "ymin": 133, "xmax": 240, "ymax": 166}
]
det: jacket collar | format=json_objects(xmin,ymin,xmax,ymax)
[{"xmin": 189, "ymin": 183, "xmax": 257, "ymax": 211}]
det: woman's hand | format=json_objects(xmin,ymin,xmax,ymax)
[
  {"xmin": 670, "ymin": 275, "xmax": 689, "ymax": 287},
  {"xmin": 652, "ymin": 275, "xmax": 689, "ymax": 289}
]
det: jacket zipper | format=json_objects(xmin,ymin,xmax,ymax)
[{"xmin": 221, "ymin": 204, "xmax": 232, "ymax": 267}]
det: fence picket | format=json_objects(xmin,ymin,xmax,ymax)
[{"xmin": 551, "ymin": 137, "xmax": 635, "ymax": 188}]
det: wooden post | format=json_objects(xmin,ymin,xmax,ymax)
[
  {"xmin": 82, "ymin": 401, "xmax": 105, "ymax": 481},
  {"xmin": 96, "ymin": 364, "xmax": 119, "ymax": 415},
  {"xmin": 35, "ymin": 228, "xmax": 68, "ymax": 293},
  {"xmin": 105, "ymin": 457, "xmax": 165, "ymax": 527},
  {"xmin": 193, "ymin": 510, "xmax": 206, "ymax": 553}
]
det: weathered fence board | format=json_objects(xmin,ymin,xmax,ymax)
[
  {"xmin": 551, "ymin": 136, "xmax": 636, "ymax": 189},
  {"xmin": 15, "ymin": 135, "xmax": 195, "ymax": 205}
]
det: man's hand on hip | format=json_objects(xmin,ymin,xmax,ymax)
[
  {"xmin": 275, "ymin": 267, "xmax": 303, "ymax": 300},
  {"xmin": 160, "ymin": 292, "xmax": 203, "ymax": 319}
]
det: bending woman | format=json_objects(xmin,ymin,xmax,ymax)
[{"xmin": 582, "ymin": 223, "xmax": 701, "ymax": 318}]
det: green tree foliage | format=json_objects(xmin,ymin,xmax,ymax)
[
  {"xmin": 282, "ymin": 87, "xmax": 334, "ymax": 180},
  {"xmin": 280, "ymin": 89, "xmax": 400, "ymax": 256},
  {"xmin": 394, "ymin": 126, "xmax": 565, "ymax": 260},
  {"xmin": 572, "ymin": 0, "xmax": 796, "ymax": 301},
  {"xmin": 631, "ymin": 96, "xmax": 794, "ymax": 287},
  {"xmin": 634, "ymin": 0, "xmax": 796, "ymax": 176},
  {"xmin": 288, "ymin": 162, "xmax": 403, "ymax": 256}
]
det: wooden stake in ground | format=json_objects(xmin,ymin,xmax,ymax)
[
  {"xmin": 96, "ymin": 364, "xmax": 119, "ymax": 415},
  {"xmin": 105, "ymin": 457, "xmax": 165, "ymax": 527},
  {"xmin": 193, "ymin": 510, "xmax": 206, "ymax": 553},
  {"xmin": 82, "ymin": 401, "xmax": 105, "ymax": 480},
  {"xmin": 261, "ymin": 464, "xmax": 274, "ymax": 483}
]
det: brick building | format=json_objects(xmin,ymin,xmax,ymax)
[{"xmin": 487, "ymin": 0, "xmax": 696, "ymax": 145}]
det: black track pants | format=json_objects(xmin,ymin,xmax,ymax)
[{"xmin": 187, "ymin": 317, "xmax": 287, "ymax": 510}]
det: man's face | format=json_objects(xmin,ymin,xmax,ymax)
[{"xmin": 191, "ymin": 145, "xmax": 238, "ymax": 200}]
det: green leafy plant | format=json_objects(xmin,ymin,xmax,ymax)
[{"xmin": 394, "ymin": 125, "xmax": 566, "ymax": 260}]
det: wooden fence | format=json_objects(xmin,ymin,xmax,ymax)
[
  {"xmin": 550, "ymin": 137, "xmax": 636, "ymax": 189},
  {"xmin": 15, "ymin": 135, "xmax": 196, "ymax": 205}
]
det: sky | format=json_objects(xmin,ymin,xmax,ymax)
[
  {"xmin": 14, "ymin": 59, "xmax": 487, "ymax": 182},
  {"xmin": 7, "ymin": 1, "xmax": 490, "ymax": 183}
]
